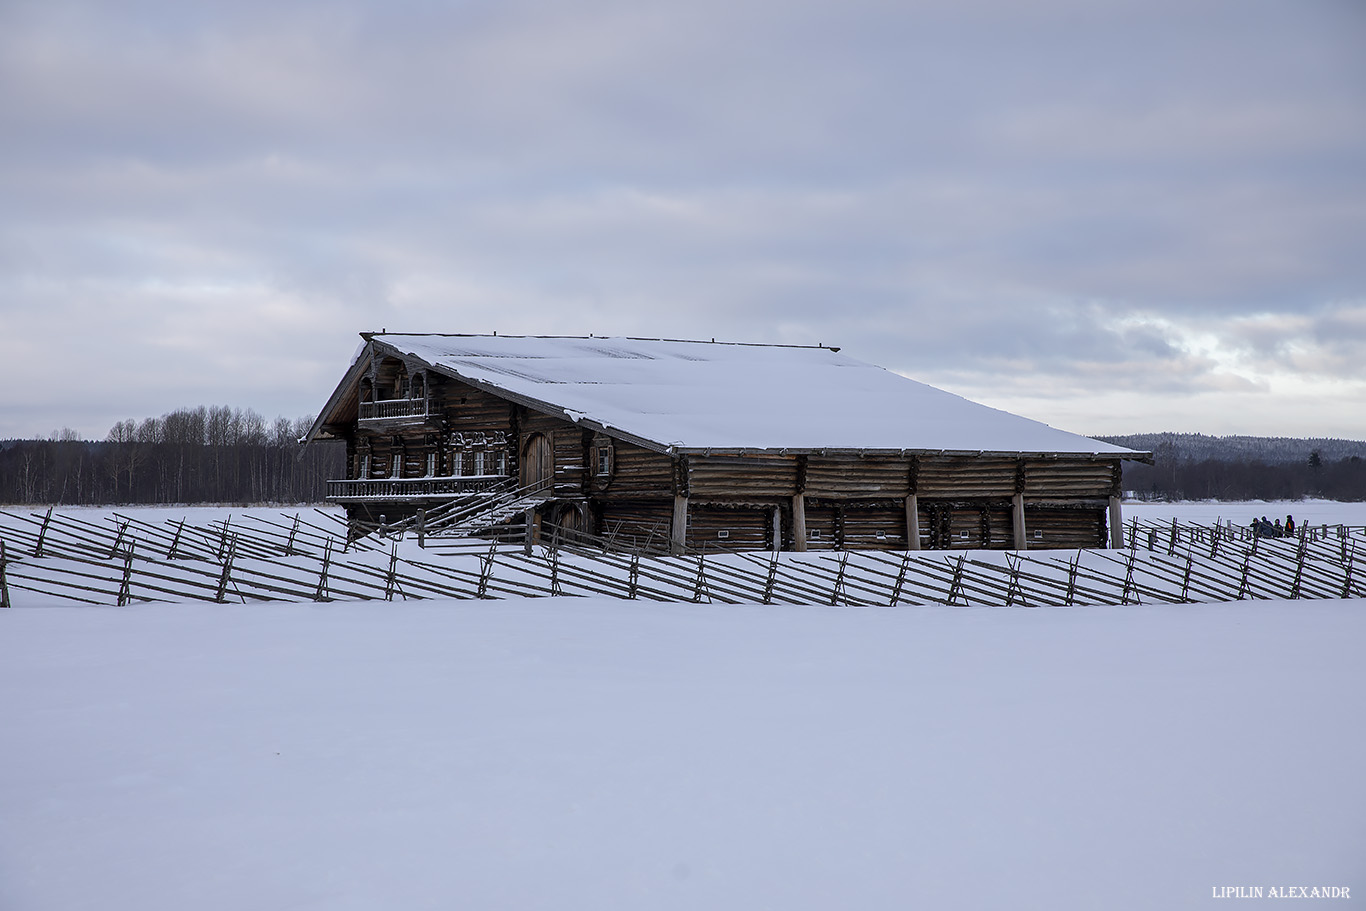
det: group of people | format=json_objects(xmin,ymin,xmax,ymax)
[{"xmin": 1252, "ymin": 514, "xmax": 1296, "ymax": 538}]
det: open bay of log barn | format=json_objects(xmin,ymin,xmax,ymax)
[{"xmin": 303, "ymin": 333, "xmax": 1150, "ymax": 552}]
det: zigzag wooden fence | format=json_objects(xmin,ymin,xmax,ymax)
[{"xmin": 1, "ymin": 509, "xmax": 1363, "ymax": 609}]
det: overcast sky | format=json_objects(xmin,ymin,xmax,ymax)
[{"xmin": 3, "ymin": 0, "xmax": 1364, "ymax": 442}]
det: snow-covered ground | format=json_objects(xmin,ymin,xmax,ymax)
[
  {"xmin": 1125, "ymin": 498, "xmax": 1366, "ymax": 528},
  {"xmin": 1, "ymin": 503, "xmax": 1362, "ymax": 909}
]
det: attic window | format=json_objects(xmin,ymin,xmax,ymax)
[{"xmin": 596, "ymin": 446, "xmax": 611, "ymax": 476}]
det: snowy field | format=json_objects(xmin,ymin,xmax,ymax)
[
  {"xmin": 1, "ymin": 502, "xmax": 1363, "ymax": 910},
  {"xmin": 1125, "ymin": 498, "xmax": 1366, "ymax": 528}
]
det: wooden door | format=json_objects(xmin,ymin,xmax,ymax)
[{"xmin": 521, "ymin": 433, "xmax": 553, "ymax": 490}]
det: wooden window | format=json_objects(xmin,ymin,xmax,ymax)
[
  {"xmin": 426, "ymin": 452, "xmax": 436, "ymax": 477},
  {"xmin": 597, "ymin": 447, "xmax": 611, "ymax": 476},
  {"xmin": 359, "ymin": 453, "xmax": 370, "ymax": 479},
  {"xmin": 474, "ymin": 451, "xmax": 485, "ymax": 476},
  {"xmin": 496, "ymin": 451, "xmax": 508, "ymax": 476}
]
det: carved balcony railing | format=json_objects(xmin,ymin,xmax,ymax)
[
  {"xmin": 358, "ymin": 398, "xmax": 429, "ymax": 422},
  {"xmin": 327, "ymin": 474, "xmax": 512, "ymax": 501}
]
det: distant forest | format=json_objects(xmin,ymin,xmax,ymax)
[
  {"xmin": 0, "ymin": 406, "xmax": 345, "ymax": 506},
  {"xmin": 3, "ymin": 418, "xmax": 1365, "ymax": 505},
  {"xmin": 1099, "ymin": 433, "xmax": 1366, "ymax": 502}
]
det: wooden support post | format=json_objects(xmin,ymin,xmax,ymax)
[
  {"xmin": 1011, "ymin": 493, "xmax": 1027, "ymax": 551},
  {"xmin": 792, "ymin": 493, "xmax": 808, "ymax": 553},
  {"xmin": 771, "ymin": 506, "xmax": 781, "ymax": 554},
  {"xmin": 286, "ymin": 515, "xmax": 300, "ymax": 556},
  {"xmin": 905, "ymin": 495, "xmax": 920, "ymax": 551},
  {"xmin": 416, "ymin": 507, "xmax": 426, "ymax": 549},
  {"xmin": 523, "ymin": 507, "xmax": 535, "ymax": 555},
  {"xmin": 1108, "ymin": 496, "xmax": 1124, "ymax": 549},
  {"xmin": 671, "ymin": 495, "xmax": 689, "ymax": 556}
]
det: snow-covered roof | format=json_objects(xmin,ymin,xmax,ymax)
[{"xmin": 347, "ymin": 333, "xmax": 1139, "ymax": 459}]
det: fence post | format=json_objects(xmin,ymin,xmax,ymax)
[
  {"xmin": 762, "ymin": 552, "xmax": 779, "ymax": 605},
  {"xmin": 628, "ymin": 554, "xmax": 640, "ymax": 600},
  {"xmin": 692, "ymin": 556, "xmax": 709, "ymax": 603},
  {"xmin": 947, "ymin": 554, "xmax": 965, "ymax": 605},
  {"xmin": 385, "ymin": 542, "xmax": 399, "ymax": 601},
  {"xmin": 417, "ymin": 508, "xmax": 426, "ymax": 550},
  {"xmin": 1120, "ymin": 549, "xmax": 1138, "ymax": 605},
  {"xmin": 314, "ymin": 539, "xmax": 332, "ymax": 602},
  {"xmin": 1065, "ymin": 551, "xmax": 1080, "ymax": 606},
  {"xmin": 478, "ymin": 542, "xmax": 495, "ymax": 599},
  {"xmin": 35, "ymin": 506, "xmax": 53, "ymax": 558},
  {"xmin": 1291, "ymin": 538, "xmax": 1307, "ymax": 600},
  {"xmin": 890, "ymin": 551, "xmax": 911, "ymax": 606},
  {"xmin": 167, "ymin": 519, "xmax": 185, "ymax": 560},
  {"xmin": 286, "ymin": 515, "xmax": 300, "ymax": 556},
  {"xmin": 1237, "ymin": 547, "xmax": 1252, "ymax": 601},
  {"xmin": 117, "ymin": 542, "xmax": 135, "ymax": 606},
  {"xmin": 215, "ymin": 537, "xmax": 236, "ymax": 603},
  {"xmin": 0, "ymin": 539, "xmax": 10, "ymax": 608},
  {"xmin": 1342, "ymin": 542, "xmax": 1357, "ymax": 600},
  {"xmin": 1005, "ymin": 553, "xmax": 1024, "ymax": 606},
  {"xmin": 829, "ymin": 553, "xmax": 849, "ymax": 606},
  {"xmin": 109, "ymin": 520, "xmax": 129, "ymax": 560}
]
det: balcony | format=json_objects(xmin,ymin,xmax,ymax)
[
  {"xmin": 358, "ymin": 397, "xmax": 430, "ymax": 425},
  {"xmin": 327, "ymin": 474, "xmax": 512, "ymax": 502}
]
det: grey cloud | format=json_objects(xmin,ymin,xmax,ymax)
[{"xmin": 1, "ymin": 0, "xmax": 1363, "ymax": 438}]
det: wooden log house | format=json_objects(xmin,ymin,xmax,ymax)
[{"xmin": 303, "ymin": 333, "xmax": 1150, "ymax": 551}]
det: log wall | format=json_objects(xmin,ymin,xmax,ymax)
[{"xmin": 685, "ymin": 505, "xmax": 773, "ymax": 552}]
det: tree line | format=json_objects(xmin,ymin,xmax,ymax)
[
  {"xmin": 1, "ymin": 406, "xmax": 345, "ymax": 505},
  {"xmin": 1102, "ymin": 434, "xmax": 1366, "ymax": 502}
]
